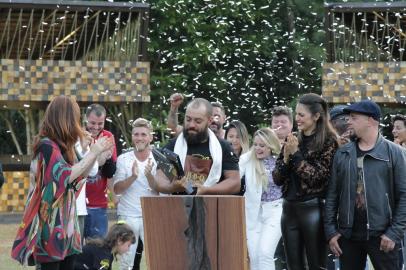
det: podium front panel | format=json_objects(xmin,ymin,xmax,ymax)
[{"xmin": 141, "ymin": 196, "xmax": 248, "ymax": 270}]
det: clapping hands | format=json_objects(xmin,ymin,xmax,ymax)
[
  {"xmin": 144, "ymin": 158, "xmax": 154, "ymax": 178},
  {"xmin": 90, "ymin": 136, "xmax": 114, "ymax": 155},
  {"xmin": 130, "ymin": 158, "xmax": 154, "ymax": 181},
  {"xmin": 80, "ymin": 131, "xmax": 93, "ymax": 152},
  {"xmin": 131, "ymin": 159, "xmax": 139, "ymax": 180},
  {"xmin": 283, "ymin": 133, "xmax": 299, "ymax": 163}
]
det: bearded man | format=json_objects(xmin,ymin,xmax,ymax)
[{"xmin": 148, "ymin": 98, "xmax": 240, "ymax": 195}]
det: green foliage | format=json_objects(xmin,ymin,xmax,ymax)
[{"xmin": 136, "ymin": 0, "xmax": 327, "ymax": 133}]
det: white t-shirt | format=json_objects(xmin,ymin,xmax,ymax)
[
  {"xmin": 113, "ymin": 150, "xmax": 158, "ymax": 218},
  {"xmin": 75, "ymin": 141, "xmax": 99, "ymax": 216}
]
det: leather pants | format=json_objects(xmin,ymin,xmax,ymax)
[{"xmin": 281, "ymin": 198, "xmax": 327, "ymax": 270}]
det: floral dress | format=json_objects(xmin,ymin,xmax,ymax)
[{"xmin": 11, "ymin": 137, "xmax": 82, "ymax": 265}]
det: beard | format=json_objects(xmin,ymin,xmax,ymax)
[
  {"xmin": 183, "ymin": 127, "xmax": 209, "ymax": 145},
  {"xmin": 134, "ymin": 142, "xmax": 148, "ymax": 152},
  {"xmin": 209, "ymin": 121, "xmax": 222, "ymax": 134}
]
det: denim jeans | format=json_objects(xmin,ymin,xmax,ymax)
[{"xmin": 84, "ymin": 207, "xmax": 108, "ymax": 239}]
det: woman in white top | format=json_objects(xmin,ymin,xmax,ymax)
[
  {"xmin": 74, "ymin": 131, "xmax": 101, "ymax": 243},
  {"xmin": 239, "ymin": 127, "xmax": 282, "ymax": 270}
]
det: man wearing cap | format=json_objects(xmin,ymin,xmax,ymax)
[
  {"xmin": 324, "ymin": 100, "xmax": 406, "ymax": 270},
  {"xmin": 329, "ymin": 105, "xmax": 357, "ymax": 147}
]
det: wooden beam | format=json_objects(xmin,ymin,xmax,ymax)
[{"xmin": 0, "ymin": 0, "xmax": 149, "ymax": 13}]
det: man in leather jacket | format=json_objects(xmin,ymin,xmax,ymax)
[
  {"xmin": 324, "ymin": 100, "xmax": 406, "ymax": 270},
  {"xmin": 0, "ymin": 162, "xmax": 4, "ymax": 189}
]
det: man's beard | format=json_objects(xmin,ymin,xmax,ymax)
[
  {"xmin": 209, "ymin": 121, "xmax": 222, "ymax": 134},
  {"xmin": 134, "ymin": 142, "xmax": 148, "ymax": 152},
  {"xmin": 183, "ymin": 128, "xmax": 209, "ymax": 145}
]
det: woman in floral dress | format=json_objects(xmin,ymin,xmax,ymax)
[{"xmin": 11, "ymin": 96, "xmax": 113, "ymax": 270}]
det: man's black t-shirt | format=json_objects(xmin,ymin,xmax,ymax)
[
  {"xmin": 350, "ymin": 144, "xmax": 381, "ymax": 240},
  {"xmin": 164, "ymin": 137, "xmax": 239, "ymax": 193},
  {"xmin": 74, "ymin": 243, "xmax": 113, "ymax": 270}
]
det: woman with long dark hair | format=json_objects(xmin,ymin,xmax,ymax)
[
  {"xmin": 11, "ymin": 96, "xmax": 113, "ymax": 270},
  {"xmin": 273, "ymin": 93, "xmax": 338, "ymax": 270}
]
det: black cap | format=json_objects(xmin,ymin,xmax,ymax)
[
  {"xmin": 343, "ymin": 100, "xmax": 381, "ymax": 121},
  {"xmin": 329, "ymin": 105, "xmax": 348, "ymax": 121}
]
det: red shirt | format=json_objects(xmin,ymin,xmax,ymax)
[{"xmin": 85, "ymin": 130, "xmax": 117, "ymax": 208}]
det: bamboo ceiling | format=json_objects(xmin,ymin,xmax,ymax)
[{"xmin": 0, "ymin": 0, "xmax": 150, "ymax": 61}]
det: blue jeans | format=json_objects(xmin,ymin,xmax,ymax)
[{"xmin": 84, "ymin": 207, "xmax": 108, "ymax": 239}]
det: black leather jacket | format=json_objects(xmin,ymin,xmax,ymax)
[
  {"xmin": 324, "ymin": 134, "xmax": 406, "ymax": 243},
  {"xmin": 0, "ymin": 162, "xmax": 4, "ymax": 189}
]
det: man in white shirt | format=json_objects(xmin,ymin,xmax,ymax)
[{"xmin": 113, "ymin": 118, "xmax": 158, "ymax": 270}]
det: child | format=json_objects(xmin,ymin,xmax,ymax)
[{"xmin": 74, "ymin": 222, "xmax": 135, "ymax": 270}]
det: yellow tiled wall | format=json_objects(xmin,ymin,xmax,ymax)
[
  {"xmin": 0, "ymin": 59, "xmax": 150, "ymax": 103},
  {"xmin": 0, "ymin": 171, "xmax": 30, "ymax": 212},
  {"xmin": 322, "ymin": 62, "xmax": 406, "ymax": 103},
  {"xmin": 0, "ymin": 171, "xmax": 116, "ymax": 212}
]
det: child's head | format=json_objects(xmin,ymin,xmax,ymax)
[{"xmin": 105, "ymin": 222, "xmax": 136, "ymax": 255}]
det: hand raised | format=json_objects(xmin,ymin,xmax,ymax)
[{"xmin": 169, "ymin": 93, "xmax": 184, "ymax": 109}]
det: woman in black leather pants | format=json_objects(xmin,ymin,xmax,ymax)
[{"xmin": 272, "ymin": 93, "xmax": 338, "ymax": 270}]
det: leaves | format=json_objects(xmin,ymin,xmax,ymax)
[{"xmin": 135, "ymin": 0, "xmax": 326, "ymax": 131}]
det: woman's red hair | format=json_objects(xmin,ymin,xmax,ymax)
[{"xmin": 33, "ymin": 96, "xmax": 83, "ymax": 164}]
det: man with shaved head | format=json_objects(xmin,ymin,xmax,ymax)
[
  {"xmin": 167, "ymin": 93, "xmax": 227, "ymax": 139},
  {"xmin": 149, "ymin": 98, "xmax": 240, "ymax": 195}
]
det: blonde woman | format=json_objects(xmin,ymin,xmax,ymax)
[{"xmin": 239, "ymin": 127, "xmax": 282, "ymax": 270}]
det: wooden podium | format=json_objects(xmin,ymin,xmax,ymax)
[{"xmin": 141, "ymin": 196, "xmax": 248, "ymax": 270}]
